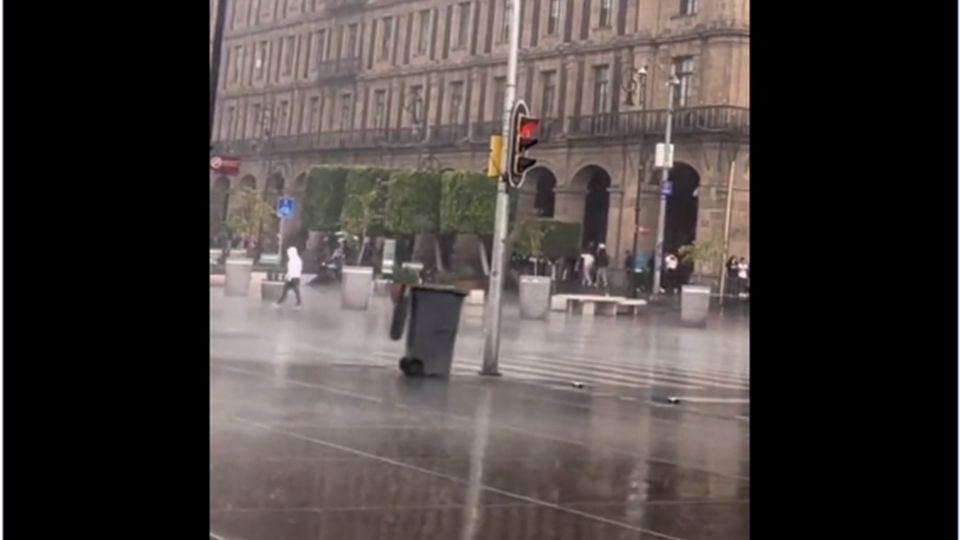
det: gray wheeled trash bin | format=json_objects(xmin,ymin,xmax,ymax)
[{"xmin": 390, "ymin": 284, "xmax": 467, "ymax": 377}]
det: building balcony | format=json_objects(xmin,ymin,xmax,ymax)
[
  {"xmin": 210, "ymin": 106, "xmax": 749, "ymax": 158},
  {"xmin": 326, "ymin": 0, "xmax": 366, "ymax": 12},
  {"xmin": 316, "ymin": 57, "xmax": 361, "ymax": 80},
  {"xmin": 568, "ymin": 106, "xmax": 749, "ymax": 139}
]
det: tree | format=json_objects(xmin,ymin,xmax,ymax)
[
  {"xmin": 225, "ymin": 186, "xmax": 276, "ymax": 243},
  {"xmin": 341, "ymin": 167, "xmax": 391, "ymax": 265},
  {"xmin": 678, "ymin": 235, "xmax": 726, "ymax": 282}
]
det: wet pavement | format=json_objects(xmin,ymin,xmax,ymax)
[{"xmin": 210, "ymin": 285, "xmax": 749, "ymax": 540}]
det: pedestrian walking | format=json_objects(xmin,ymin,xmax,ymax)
[
  {"xmin": 276, "ymin": 246, "xmax": 303, "ymax": 308},
  {"xmin": 579, "ymin": 249, "xmax": 595, "ymax": 287},
  {"xmin": 663, "ymin": 253, "xmax": 679, "ymax": 294},
  {"xmin": 736, "ymin": 257, "xmax": 749, "ymax": 297},
  {"xmin": 726, "ymin": 255, "xmax": 739, "ymax": 296},
  {"xmin": 596, "ymin": 243, "xmax": 610, "ymax": 289}
]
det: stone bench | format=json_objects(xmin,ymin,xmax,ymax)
[
  {"xmin": 563, "ymin": 295, "xmax": 627, "ymax": 317},
  {"xmin": 550, "ymin": 294, "xmax": 647, "ymax": 317},
  {"xmin": 617, "ymin": 298, "xmax": 648, "ymax": 317}
]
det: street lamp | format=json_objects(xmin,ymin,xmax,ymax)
[
  {"xmin": 621, "ymin": 65, "xmax": 648, "ymax": 108},
  {"xmin": 622, "ymin": 65, "xmax": 649, "ymax": 297},
  {"xmin": 652, "ymin": 73, "xmax": 681, "ymax": 297},
  {"xmin": 620, "ymin": 64, "xmax": 680, "ymax": 298}
]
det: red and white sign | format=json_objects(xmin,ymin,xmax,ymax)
[{"xmin": 210, "ymin": 155, "xmax": 241, "ymax": 175}]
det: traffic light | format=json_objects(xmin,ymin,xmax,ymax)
[
  {"xmin": 512, "ymin": 113, "xmax": 539, "ymax": 177},
  {"xmin": 487, "ymin": 134, "xmax": 504, "ymax": 178},
  {"xmin": 505, "ymin": 101, "xmax": 539, "ymax": 187}
]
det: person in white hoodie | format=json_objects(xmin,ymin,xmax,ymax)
[{"xmin": 276, "ymin": 246, "xmax": 303, "ymax": 308}]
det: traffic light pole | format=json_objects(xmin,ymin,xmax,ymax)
[{"xmin": 480, "ymin": 0, "xmax": 522, "ymax": 376}]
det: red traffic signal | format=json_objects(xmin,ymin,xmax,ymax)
[{"xmin": 512, "ymin": 113, "xmax": 539, "ymax": 177}]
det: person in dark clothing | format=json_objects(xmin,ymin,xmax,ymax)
[
  {"xmin": 595, "ymin": 243, "xmax": 610, "ymax": 289},
  {"xmin": 726, "ymin": 255, "xmax": 739, "ymax": 296},
  {"xmin": 624, "ymin": 250, "xmax": 636, "ymax": 297}
]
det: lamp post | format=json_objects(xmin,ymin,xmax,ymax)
[
  {"xmin": 652, "ymin": 73, "xmax": 680, "ymax": 297},
  {"xmin": 621, "ymin": 66, "xmax": 649, "ymax": 297}
]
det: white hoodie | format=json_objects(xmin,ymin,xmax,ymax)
[{"xmin": 286, "ymin": 246, "xmax": 302, "ymax": 280}]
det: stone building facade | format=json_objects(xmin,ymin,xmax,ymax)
[{"xmin": 210, "ymin": 0, "xmax": 750, "ymax": 268}]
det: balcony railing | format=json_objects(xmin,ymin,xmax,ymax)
[
  {"xmin": 211, "ymin": 106, "xmax": 748, "ymax": 157},
  {"xmin": 316, "ymin": 57, "xmax": 361, "ymax": 79},
  {"xmin": 326, "ymin": 0, "xmax": 366, "ymax": 12},
  {"xmin": 568, "ymin": 106, "xmax": 750, "ymax": 138},
  {"xmin": 431, "ymin": 124, "xmax": 469, "ymax": 144}
]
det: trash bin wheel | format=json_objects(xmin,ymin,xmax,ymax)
[{"xmin": 399, "ymin": 357, "xmax": 425, "ymax": 377}]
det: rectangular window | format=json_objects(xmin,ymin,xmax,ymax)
[
  {"xmin": 277, "ymin": 101, "xmax": 290, "ymax": 135},
  {"xmin": 230, "ymin": 46, "xmax": 242, "ymax": 83},
  {"xmin": 449, "ymin": 82, "xmax": 465, "ymax": 124},
  {"xmin": 673, "ymin": 57, "xmax": 695, "ymax": 107},
  {"xmin": 315, "ymin": 30, "xmax": 327, "ymax": 64},
  {"xmin": 493, "ymin": 76, "xmax": 506, "ymax": 121},
  {"xmin": 224, "ymin": 106, "xmax": 236, "ymax": 139},
  {"xmin": 680, "ymin": 0, "xmax": 699, "ymax": 15},
  {"xmin": 593, "ymin": 65, "xmax": 610, "ymax": 113},
  {"xmin": 373, "ymin": 90, "xmax": 387, "ymax": 129},
  {"xmin": 456, "ymin": 3, "xmax": 470, "ymax": 49},
  {"xmin": 380, "ymin": 17, "xmax": 393, "ymax": 60},
  {"xmin": 251, "ymin": 103, "xmax": 262, "ymax": 137},
  {"xmin": 340, "ymin": 94, "xmax": 353, "ymax": 131},
  {"xmin": 541, "ymin": 70, "xmax": 556, "ymax": 117},
  {"xmin": 255, "ymin": 41, "xmax": 267, "ymax": 80},
  {"xmin": 501, "ymin": 0, "xmax": 512, "ymax": 42},
  {"xmin": 346, "ymin": 24, "xmax": 358, "ymax": 58},
  {"xmin": 417, "ymin": 11, "xmax": 430, "ymax": 55},
  {"xmin": 308, "ymin": 97, "xmax": 320, "ymax": 132},
  {"xmin": 409, "ymin": 85, "xmax": 425, "ymax": 125},
  {"xmin": 283, "ymin": 36, "xmax": 295, "ymax": 75},
  {"xmin": 599, "ymin": 0, "xmax": 612, "ymax": 27},
  {"xmin": 547, "ymin": 0, "xmax": 561, "ymax": 34}
]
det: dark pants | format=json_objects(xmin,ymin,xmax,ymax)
[{"xmin": 277, "ymin": 278, "xmax": 301, "ymax": 305}]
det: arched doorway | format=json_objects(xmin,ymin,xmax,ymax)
[
  {"xmin": 572, "ymin": 165, "xmax": 612, "ymax": 249},
  {"xmin": 533, "ymin": 169, "xmax": 557, "ymax": 218},
  {"xmin": 210, "ymin": 176, "xmax": 230, "ymax": 246},
  {"xmin": 663, "ymin": 161, "xmax": 700, "ymax": 261},
  {"xmin": 238, "ymin": 174, "xmax": 257, "ymax": 190}
]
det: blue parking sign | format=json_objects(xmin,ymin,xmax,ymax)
[
  {"xmin": 277, "ymin": 196, "xmax": 295, "ymax": 219},
  {"xmin": 660, "ymin": 180, "xmax": 673, "ymax": 196}
]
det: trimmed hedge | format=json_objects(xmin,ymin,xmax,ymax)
[
  {"xmin": 383, "ymin": 169, "xmax": 442, "ymax": 235},
  {"xmin": 440, "ymin": 171, "xmax": 497, "ymax": 235},
  {"xmin": 342, "ymin": 166, "xmax": 392, "ymax": 238},
  {"xmin": 301, "ymin": 166, "xmax": 349, "ymax": 231}
]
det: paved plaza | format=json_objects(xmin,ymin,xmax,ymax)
[{"xmin": 210, "ymin": 284, "xmax": 749, "ymax": 540}]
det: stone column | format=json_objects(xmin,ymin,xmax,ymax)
[{"xmin": 553, "ymin": 186, "xmax": 586, "ymax": 224}]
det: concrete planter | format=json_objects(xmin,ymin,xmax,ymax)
[
  {"xmin": 341, "ymin": 266, "xmax": 374, "ymax": 310},
  {"xmin": 519, "ymin": 275, "xmax": 552, "ymax": 320},
  {"xmin": 225, "ymin": 259, "xmax": 254, "ymax": 297},
  {"xmin": 261, "ymin": 280, "xmax": 285, "ymax": 302},
  {"xmin": 681, "ymin": 284, "xmax": 711, "ymax": 326},
  {"xmin": 373, "ymin": 278, "xmax": 391, "ymax": 297},
  {"xmin": 465, "ymin": 289, "xmax": 485, "ymax": 305}
]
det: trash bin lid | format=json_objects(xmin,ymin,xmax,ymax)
[{"xmin": 412, "ymin": 284, "xmax": 468, "ymax": 296}]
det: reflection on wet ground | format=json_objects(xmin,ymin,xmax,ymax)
[{"xmin": 211, "ymin": 287, "xmax": 749, "ymax": 539}]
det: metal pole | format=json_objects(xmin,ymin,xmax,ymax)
[
  {"xmin": 210, "ymin": 0, "xmax": 229, "ymax": 144},
  {"xmin": 480, "ymin": 0, "xmax": 521, "ymax": 376},
  {"xmin": 718, "ymin": 159, "xmax": 737, "ymax": 305},
  {"xmin": 630, "ymin": 167, "xmax": 642, "ymax": 298},
  {"xmin": 651, "ymin": 81, "xmax": 675, "ymax": 295}
]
